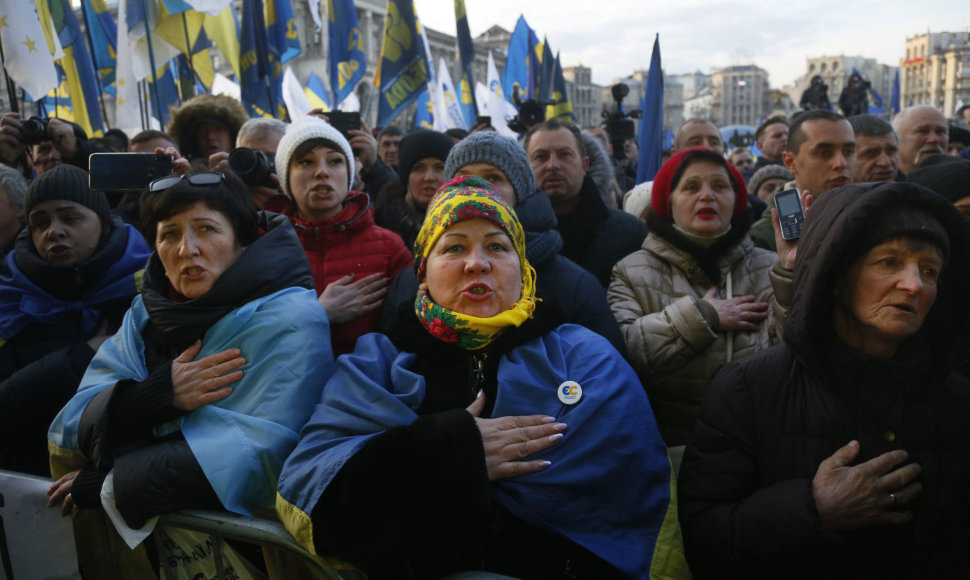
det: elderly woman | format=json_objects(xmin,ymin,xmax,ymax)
[
  {"xmin": 268, "ymin": 116, "xmax": 411, "ymax": 355},
  {"xmin": 678, "ymin": 181, "xmax": 970, "ymax": 579},
  {"xmin": 608, "ymin": 147, "xmax": 778, "ymax": 450},
  {"xmin": 47, "ymin": 171, "xmax": 333, "ymax": 529},
  {"xmin": 0, "ymin": 165, "xmax": 150, "ymax": 476},
  {"xmin": 277, "ymin": 176, "xmax": 687, "ymax": 580},
  {"xmin": 373, "ymin": 129, "xmax": 454, "ymax": 249}
]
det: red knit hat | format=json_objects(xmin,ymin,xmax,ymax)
[{"xmin": 650, "ymin": 147, "xmax": 748, "ymax": 220}]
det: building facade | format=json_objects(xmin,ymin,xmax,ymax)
[
  {"xmin": 901, "ymin": 31, "xmax": 970, "ymax": 117},
  {"xmin": 711, "ymin": 65, "xmax": 771, "ymax": 127},
  {"xmin": 563, "ymin": 64, "xmax": 602, "ymax": 128}
]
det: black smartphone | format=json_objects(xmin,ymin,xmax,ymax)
[
  {"xmin": 327, "ymin": 111, "xmax": 361, "ymax": 141},
  {"xmin": 89, "ymin": 153, "xmax": 174, "ymax": 191},
  {"xmin": 475, "ymin": 115, "xmax": 491, "ymax": 126},
  {"xmin": 774, "ymin": 187, "xmax": 805, "ymax": 241}
]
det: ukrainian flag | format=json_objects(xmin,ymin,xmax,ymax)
[{"xmin": 48, "ymin": 0, "xmax": 104, "ymax": 136}]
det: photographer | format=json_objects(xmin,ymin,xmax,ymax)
[
  {"xmin": 800, "ymin": 75, "xmax": 832, "ymax": 111},
  {"xmin": 839, "ymin": 72, "xmax": 869, "ymax": 118},
  {"xmin": 0, "ymin": 113, "xmax": 109, "ymax": 177},
  {"xmin": 210, "ymin": 117, "xmax": 285, "ymax": 209}
]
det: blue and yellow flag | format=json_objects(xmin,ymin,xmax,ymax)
[
  {"xmin": 305, "ymin": 72, "xmax": 332, "ymax": 111},
  {"xmin": 545, "ymin": 52, "xmax": 574, "ymax": 122},
  {"xmin": 327, "ymin": 0, "xmax": 366, "ymax": 105},
  {"xmin": 637, "ymin": 34, "xmax": 663, "ymax": 184},
  {"xmin": 240, "ymin": 0, "xmax": 278, "ymax": 117},
  {"xmin": 891, "ymin": 69, "xmax": 900, "ymax": 114},
  {"xmin": 375, "ymin": 0, "xmax": 429, "ymax": 127},
  {"xmin": 267, "ymin": 0, "xmax": 300, "ymax": 64},
  {"xmin": 79, "ymin": 0, "xmax": 117, "ymax": 93},
  {"xmin": 538, "ymin": 36, "xmax": 554, "ymax": 103},
  {"xmin": 454, "ymin": 0, "xmax": 477, "ymax": 125},
  {"xmin": 502, "ymin": 15, "xmax": 532, "ymax": 102},
  {"xmin": 149, "ymin": 60, "xmax": 180, "ymax": 127},
  {"xmin": 415, "ymin": 89, "xmax": 434, "ymax": 129},
  {"xmin": 48, "ymin": 0, "xmax": 104, "ymax": 136}
]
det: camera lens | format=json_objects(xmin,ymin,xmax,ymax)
[{"xmin": 21, "ymin": 117, "xmax": 50, "ymax": 146}]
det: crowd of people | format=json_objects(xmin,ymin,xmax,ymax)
[{"xmin": 1, "ymin": 88, "xmax": 969, "ymax": 579}]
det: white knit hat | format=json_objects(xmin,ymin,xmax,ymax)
[{"xmin": 275, "ymin": 116, "xmax": 355, "ymax": 197}]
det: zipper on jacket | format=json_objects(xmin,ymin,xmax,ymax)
[{"xmin": 468, "ymin": 352, "xmax": 488, "ymax": 399}]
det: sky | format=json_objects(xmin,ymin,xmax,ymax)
[{"xmin": 416, "ymin": 0, "xmax": 966, "ymax": 89}]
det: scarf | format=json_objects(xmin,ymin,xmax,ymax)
[{"xmin": 412, "ymin": 176, "xmax": 536, "ymax": 350}]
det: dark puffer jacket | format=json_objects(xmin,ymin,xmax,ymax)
[
  {"xmin": 267, "ymin": 193, "xmax": 412, "ymax": 355},
  {"xmin": 678, "ymin": 182, "xmax": 970, "ymax": 579},
  {"xmin": 0, "ymin": 218, "xmax": 149, "ymax": 475}
]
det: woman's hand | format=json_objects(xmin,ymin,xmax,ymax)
[
  {"xmin": 812, "ymin": 440, "xmax": 922, "ymax": 531},
  {"xmin": 171, "ymin": 340, "xmax": 246, "ymax": 411},
  {"xmin": 47, "ymin": 470, "xmax": 81, "ymax": 517},
  {"xmin": 466, "ymin": 394, "xmax": 566, "ymax": 481},
  {"xmin": 318, "ymin": 273, "xmax": 389, "ymax": 325},
  {"xmin": 703, "ymin": 288, "xmax": 768, "ymax": 331}
]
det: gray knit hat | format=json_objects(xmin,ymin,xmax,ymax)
[
  {"xmin": 444, "ymin": 131, "xmax": 536, "ymax": 203},
  {"xmin": 747, "ymin": 164, "xmax": 793, "ymax": 198},
  {"xmin": 275, "ymin": 116, "xmax": 355, "ymax": 197},
  {"xmin": 24, "ymin": 164, "xmax": 111, "ymax": 224}
]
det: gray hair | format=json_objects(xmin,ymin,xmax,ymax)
[
  {"xmin": 0, "ymin": 163, "xmax": 27, "ymax": 207},
  {"xmin": 236, "ymin": 118, "xmax": 287, "ymax": 146}
]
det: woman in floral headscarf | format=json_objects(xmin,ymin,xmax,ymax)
[{"xmin": 276, "ymin": 176, "xmax": 689, "ymax": 580}]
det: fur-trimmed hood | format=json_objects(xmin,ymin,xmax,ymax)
[
  {"xmin": 166, "ymin": 94, "xmax": 249, "ymax": 160},
  {"xmin": 581, "ymin": 132, "xmax": 618, "ymax": 207}
]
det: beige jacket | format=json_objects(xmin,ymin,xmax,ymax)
[{"xmin": 608, "ymin": 232, "xmax": 779, "ymax": 446}]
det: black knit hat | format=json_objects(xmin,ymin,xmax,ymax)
[
  {"xmin": 842, "ymin": 203, "xmax": 951, "ymax": 274},
  {"xmin": 396, "ymin": 130, "xmax": 454, "ymax": 183},
  {"xmin": 906, "ymin": 154, "xmax": 970, "ymax": 204},
  {"xmin": 24, "ymin": 164, "xmax": 112, "ymax": 224}
]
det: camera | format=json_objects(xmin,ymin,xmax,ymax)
[
  {"xmin": 20, "ymin": 116, "xmax": 52, "ymax": 146},
  {"xmin": 228, "ymin": 147, "xmax": 276, "ymax": 188},
  {"xmin": 602, "ymin": 84, "xmax": 642, "ymax": 161},
  {"xmin": 507, "ymin": 88, "xmax": 547, "ymax": 135}
]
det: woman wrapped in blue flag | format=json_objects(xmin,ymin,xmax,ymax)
[
  {"xmin": 47, "ymin": 171, "xmax": 333, "ymax": 529},
  {"xmin": 276, "ymin": 176, "xmax": 688, "ymax": 579}
]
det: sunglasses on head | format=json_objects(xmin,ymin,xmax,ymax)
[{"xmin": 148, "ymin": 172, "xmax": 226, "ymax": 193}]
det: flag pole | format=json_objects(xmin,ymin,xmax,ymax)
[
  {"xmin": 141, "ymin": 0, "xmax": 164, "ymax": 125},
  {"xmin": 180, "ymin": 12, "xmax": 197, "ymax": 97},
  {"xmin": 79, "ymin": 0, "xmax": 110, "ymax": 125}
]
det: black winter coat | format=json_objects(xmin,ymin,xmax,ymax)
[{"xmin": 678, "ymin": 182, "xmax": 970, "ymax": 579}]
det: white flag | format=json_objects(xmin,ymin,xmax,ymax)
[
  {"xmin": 307, "ymin": 0, "xmax": 322, "ymax": 31},
  {"xmin": 437, "ymin": 58, "xmax": 467, "ymax": 130},
  {"xmin": 282, "ymin": 66, "xmax": 312, "ymax": 119},
  {"xmin": 485, "ymin": 51, "xmax": 518, "ymax": 138},
  {"xmin": 114, "ymin": 0, "xmax": 144, "ymax": 130},
  {"xmin": 337, "ymin": 91, "xmax": 360, "ymax": 112},
  {"xmin": 184, "ymin": 0, "xmax": 233, "ymax": 16},
  {"xmin": 0, "ymin": 0, "xmax": 57, "ymax": 99}
]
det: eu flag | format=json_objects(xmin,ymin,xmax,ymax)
[
  {"xmin": 502, "ymin": 15, "xmax": 531, "ymax": 102},
  {"xmin": 636, "ymin": 34, "xmax": 663, "ymax": 184},
  {"xmin": 375, "ymin": 0, "xmax": 429, "ymax": 126},
  {"xmin": 328, "ymin": 0, "xmax": 366, "ymax": 105},
  {"xmin": 48, "ymin": 0, "xmax": 104, "ymax": 136},
  {"xmin": 454, "ymin": 0, "xmax": 477, "ymax": 126}
]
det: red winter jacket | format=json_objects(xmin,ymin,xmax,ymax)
[{"xmin": 267, "ymin": 193, "xmax": 412, "ymax": 355}]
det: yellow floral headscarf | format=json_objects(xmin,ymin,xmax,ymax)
[{"xmin": 413, "ymin": 175, "xmax": 537, "ymax": 350}]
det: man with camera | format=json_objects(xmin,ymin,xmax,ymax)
[
  {"xmin": 0, "ymin": 113, "xmax": 106, "ymax": 177},
  {"xmin": 209, "ymin": 118, "xmax": 286, "ymax": 209}
]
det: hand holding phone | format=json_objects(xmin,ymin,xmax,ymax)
[{"xmin": 774, "ymin": 188, "xmax": 805, "ymax": 241}]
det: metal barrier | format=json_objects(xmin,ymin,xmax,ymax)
[{"xmin": 154, "ymin": 509, "xmax": 366, "ymax": 580}]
